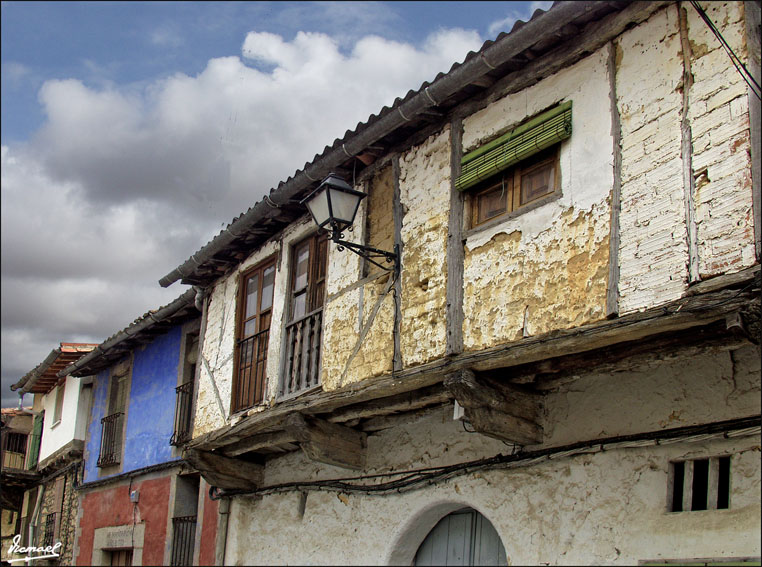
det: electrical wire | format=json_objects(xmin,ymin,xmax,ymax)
[
  {"xmin": 209, "ymin": 415, "xmax": 760, "ymax": 500},
  {"xmin": 689, "ymin": 1, "xmax": 761, "ymax": 100}
]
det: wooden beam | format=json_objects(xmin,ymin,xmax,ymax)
[
  {"xmin": 444, "ymin": 369, "xmax": 543, "ymax": 445},
  {"xmin": 284, "ymin": 413, "xmax": 367, "ymax": 470},
  {"xmin": 481, "ymin": 315, "xmax": 757, "ymax": 389},
  {"xmin": 183, "ymin": 448, "xmax": 263, "ymax": 490},
  {"xmin": 221, "ymin": 430, "xmax": 297, "ymax": 457},
  {"xmin": 326, "ymin": 384, "xmax": 451, "ymax": 423},
  {"xmin": 187, "ymin": 274, "xmax": 758, "ymax": 453}
]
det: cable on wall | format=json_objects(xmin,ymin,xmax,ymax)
[
  {"xmin": 689, "ymin": 1, "xmax": 761, "ymax": 100},
  {"xmin": 209, "ymin": 415, "xmax": 761, "ymax": 500}
]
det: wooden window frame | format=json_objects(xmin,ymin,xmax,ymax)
[
  {"xmin": 668, "ymin": 455, "xmax": 731, "ymax": 512},
  {"xmin": 288, "ymin": 233, "xmax": 328, "ymax": 323},
  {"xmin": 469, "ymin": 145, "xmax": 561, "ymax": 228},
  {"xmin": 280, "ymin": 232, "xmax": 328, "ymax": 398},
  {"xmin": 232, "ymin": 257, "xmax": 276, "ymax": 413}
]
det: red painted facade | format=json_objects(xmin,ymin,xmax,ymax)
[
  {"xmin": 198, "ymin": 486, "xmax": 219, "ymax": 566},
  {"xmin": 75, "ymin": 475, "xmax": 171, "ymax": 566}
]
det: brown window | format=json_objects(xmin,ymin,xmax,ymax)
[
  {"xmin": 232, "ymin": 259, "xmax": 276, "ymax": 412},
  {"xmin": 282, "ymin": 233, "xmax": 327, "ymax": 397},
  {"xmin": 98, "ymin": 360, "xmax": 130, "ymax": 468},
  {"xmin": 471, "ymin": 146, "xmax": 560, "ymax": 227}
]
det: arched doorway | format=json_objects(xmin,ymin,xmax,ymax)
[{"xmin": 414, "ymin": 507, "xmax": 507, "ymax": 566}]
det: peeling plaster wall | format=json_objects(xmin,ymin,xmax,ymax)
[
  {"xmin": 617, "ymin": 7, "xmax": 689, "ymax": 312},
  {"xmin": 617, "ymin": 2, "xmax": 756, "ymax": 313},
  {"xmin": 398, "ymin": 127, "xmax": 451, "ymax": 367},
  {"xmin": 462, "ymin": 50, "xmax": 613, "ymax": 351},
  {"xmin": 223, "ymin": 346, "xmax": 761, "ymax": 566},
  {"xmin": 687, "ymin": 1, "xmax": 756, "ymax": 276}
]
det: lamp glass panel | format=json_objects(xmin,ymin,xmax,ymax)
[
  {"xmin": 328, "ymin": 187, "xmax": 361, "ymax": 224},
  {"xmin": 305, "ymin": 189, "xmax": 330, "ymax": 226}
]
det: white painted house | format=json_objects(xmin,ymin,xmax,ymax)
[{"xmin": 160, "ymin": 1, "xmax": 761, "ymax": 565}]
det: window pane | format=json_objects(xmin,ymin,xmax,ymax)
[
  {"xmin": 293, "ymin": 292, "xmax": 306, "ymax": 320},
  {"xmin": 520, "ymin": 161, "xmax": 555, "ymax": 204},
  {"xmin": 243, "ymin": 319, "xmax": 257, "ymax": 338},
  {"xmin": 691, "ymin": 458, "xmax": 709, "ymax": 511},
  {"xmin": 477, "ymin": 184, "xmax": 508, "ymax": 224},
  {"xmin": 294, "ymin": 244, "xmax": 310, "ymax": 291},
  {"xmin": 244, "ymin": 274, "xmax": 259, "ymax": 319},
  {"xmin": 261, "ymin": 266, "xmax": 275, "ymax": 311}
]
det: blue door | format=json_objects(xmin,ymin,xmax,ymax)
[{"xmin": 414, "ymin": 508, "xmax": 507, "ymax": 566}]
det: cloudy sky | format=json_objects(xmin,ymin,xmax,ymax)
[{"xmin": 1, "ymin": 0, "xmax": 550, "ymax": 407}]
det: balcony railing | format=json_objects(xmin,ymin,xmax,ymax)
[
  {"xmin": 282, "ymin": 308, "xmax": 322, "ymax": 397},
  {"xmin": 42, "ymin": 513, "xmax": 56, "ymax": 548},
  {"xmin": 1, "ymin": 431, "xmax": 28, "ymax": 471},
  {"xmin": 97, "ymin": 412, "xmax": 124, "ymax": 467},
  {"xmin": 170, "ymin": 380, "xmax": 194, "ymax": 446},
  {"xmin": 233, "ymin": 327, "xmax": 270, "ymax": 412},
  {"xmin": 170, "ymin": 515, "xmax": 197, "ymax": 566}
]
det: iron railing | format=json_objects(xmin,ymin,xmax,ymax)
[
  {"xmin": 281, "ymin": 308, "xmax": 322, "ymax": 397},
  {"xmin": 42, "ymin": 513, "xmax": 56, "ymax": 548},
  {"xmin": 233, "ymin": 327, "xmax": 270, "ymax": 412},
  {"xmin": 170, "ymin": 381, "xmax": 194, "ymax": 446},
  {"xmin": 170, "ymin": 515, "xmax": 197, "ymax": 566},
  {"xmin": 97, "ymin": 412, "xmax": 123, "ymax": 467}
]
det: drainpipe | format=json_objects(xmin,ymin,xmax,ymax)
[
  {"xmin": 215, "ymin": 497, "xmax": 230, "ymax": 566},
  {"xmin": 29, "ymin": 485, "xmax": 44, "ymax": 546}
]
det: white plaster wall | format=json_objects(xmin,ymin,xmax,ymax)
[
  {"xmin": 686, "ymin": 1, "xmax": 756, "ymax": 276},
  {"xmin": 616, "ymin": 6, "xmax": 688, "ymax": 314},
  {"xmin": 222, "ymin": 346, "xmax": 760, "ymax": 565},
  {"xmin": 616, "ymin": 2, "xmax": 755, "ymax": 312},
  {"xmin": 39, "ymin": 375, "xmax": 86, "ymax": 462},
  {"xmin": 462, "ymin": 48, "xmax": 613, "ymax": 245},
  {"xmin": 461, "ymin": 48, "xmax": 613, "ymax": 349},
  {"xmin": 222, "ymin": 350, "xmax": 759, "ymax": 565}
]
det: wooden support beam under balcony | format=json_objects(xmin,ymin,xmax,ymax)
[
  {"xmin": 183, "ymin": 448, "xmax": 263, "ymax": 490},
  {"xmin": 444, "ymin": 369, "xmax": 544, "ymax": 445},
  {"xmin": 284, "ymin": 413, "xmax": 367, "ymax": 470}
]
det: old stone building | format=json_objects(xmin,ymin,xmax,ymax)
[
  {"xmin": 155, "ymin": 1, "xmax": 761, "ymax": 564},
  {"xmin": 5, "ymin": 343, "xmax": 97, "ymax": 565}
]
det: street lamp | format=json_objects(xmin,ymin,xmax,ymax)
[{"xmin": 301, "ymin": 173, "xmax": 399, "ymax": 273}]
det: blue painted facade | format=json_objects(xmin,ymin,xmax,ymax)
[{"xmin": 83, "ymin": 325, "xmax": 183, "ymax": 483}]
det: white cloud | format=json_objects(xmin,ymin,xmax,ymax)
[
  {"xmin": 1, "ymin": 26, "xmax": 483, "ymax": 406},
  {"xmin": 150, "ymin": 26, "xmax": 185, "ymax": 48},
  {"xmin": 487, "ymin": 1, "xmax": 553, "ymax": 38},
  {"xmin": 1, "ymin": 61, "xmax": 32, "ymax": 87}
]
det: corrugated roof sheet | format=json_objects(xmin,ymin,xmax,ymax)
[{"xmin": 161, "ymin": 1, "xmax": 634, "ymax": 288}]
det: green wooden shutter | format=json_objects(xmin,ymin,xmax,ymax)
[
  {"xmin": 456, "ymin": 100, "xmax": 572, "ymax": 192},
  {"xmin": 27, "ymin": 412, "xmax": 43, "ymax": 470}
]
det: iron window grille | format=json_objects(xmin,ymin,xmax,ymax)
[
  {"xmin": 170, "ymin": 515, "xmax": 197, "ymax": 566},
  {"xmin": 170, "ymin": 380, "xmax": 194, "ymax": 446},
  {"xmin": 97, "ymin": 412, "xmax": 124, "ymax": 467}
]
